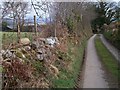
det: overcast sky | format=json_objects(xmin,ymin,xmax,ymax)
[
  {"xmin": 0, "ymin": 0, "xmax": 120, "ymax": 2},
  {"xmin": 0, "ymin": 0, "xmax": 119, "ymax": 20},
  {"xmin": 26, "ymin": 0, "xmax": 120, "ymax": 19}
]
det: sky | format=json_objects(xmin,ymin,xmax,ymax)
[
  {"xmin": 0, "ymin": 0, "xmax": 119, "ymax": 23},
  {"xmin": 0, "ymin": 0, "xmax": 119, "ymax": 3},
  {"xmin": 26, "ymin": 0, "xmax": 120, "ymax": 19}
]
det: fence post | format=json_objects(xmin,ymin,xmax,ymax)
[
  {"xmin": 34, "ymin": 15, "xmax": 38, "ymax": 37},
  {"xmin": 17, "ymin": 15, "xmax": 21, "ymax": 43}
]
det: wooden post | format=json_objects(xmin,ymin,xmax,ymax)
[
  {"xmin": 34, "ymin": 15, "xmax": 38, "ymax": 37},
  {"xmin": 17, "ymin": 15, "xmax": 21, "ymax": 43},
  {"xmin": 55, "ymin": 18, "xmax": 57, "ymax": 37}
]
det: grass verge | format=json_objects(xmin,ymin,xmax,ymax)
[
  {"xmin": 95, "ymin": 35, "xmax": 120, "ymax": 81},
  {"xmin": 103, "ymin": 31, "xmax": 120, "ymax": 50},
  {"xmin": 51, "ymin": 37, "xmax": 87, "ymax": 88}
]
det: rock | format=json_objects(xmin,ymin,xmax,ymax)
[
  {"xmin": 36, "ymin": 48, "xmax": 46, "ymax": 61},
  {"xmin": 10, "ymin": 49, "xmax": 16, "ymax": 53},
  {"xmin": 37, "ymin": 54, "xmax": 44, "ymax": 61},
  {"xmin": 1, "ymin": 49, "xmax": 16, "ymax": 59},
  {"xmin": 45, "ymin": 37, "xmax": 55, "ymax": 47},
  {"xmin": 3, "ymin": 49, "xmax": 15, "ymax": 59},
  {"xmin": 0, "ymin": 50, "xmax": 5, "ymax": 55},
  {"xmin": 31, "ymin": 41, "xmax": 40, "ymax": 50},
  {"xmin": 45, "ymin": 37, "xmax": 59, "ymax": 47},
  {"xmin": 37, "ymin": 48, "xmax": 45, "ymax": 54},
  {"xmin": 38, "ymin": 38, "xmax": 46, "ymax": 41},
  {"xmin": 20, "ymin": 38, "xmax": 30, "ymax": 45},
  {"xmin": 37, "ymin": 50, "xmax": 43, "ymax": 54},
  {"xmin": 37, "ymin": 38, "xmax": 46, "ymax": 45},
  {"xmin": 24, "ymin": 46, "xmax": 31, "ymax": 51}
]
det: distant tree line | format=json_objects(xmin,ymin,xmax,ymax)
[{"xmin": 91, "ymin": 1, "xmax": 120, "ymax": 33}]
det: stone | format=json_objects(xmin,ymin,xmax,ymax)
[
  {"xmin": 45, "ymin": 37, "xmax": 55, "ymax": 47},
  {"xmin": 37, "ymin": 48, "xmax": 45, "ymax": 54},
  {"xmin": 4, "ymin": 49, "xmax": 14, "ymax": 58},
  {"xmin": 45, "ymin": 37, "xmax": 59, "ymax": 47},
  {"xmin": 31, "ymin": 41, "xmax": 40, "ymax": 50},
  {"xmin": 24, "ymin": 46, "xmax": 31, "ymax": 51},
  {"xmin": 37, "ymin": 49, "xmax": 43, "ymax": 54},
  {"xmin": 0, "ymin": 50, "xmax": 5, "ymax": 55},
  {"xmin": 20, "ymin": 38, "xmax": 30, "ymax": 45},
  {"xmin": 37, "ymin": 54, "xmax": 44, "ymax": 61},
  {"xmin": 38, "ymin": 38, "xmax": 46, "ymax": 45},
  {"xmin": 10, "ymin": 49, "xmax": 16, "ymax": 53},
  {"xmin": 0, "ymin": 49, "xmax": 16, "ymax": 58}
]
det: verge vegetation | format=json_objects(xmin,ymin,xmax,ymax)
[
  {"xmin": 103, "ymin": 31, "xmax": 120, "ymax": 50},
  {"xmin": 95, "ymin": 35, "xmax": 120, "ymax": 82},
  {"xmin": 52, "ymin": 37, "xmax": 87, "ymax": 88}
]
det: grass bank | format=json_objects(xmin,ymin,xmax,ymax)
[
  {"xmin": 0, "ymin": 32, "xmax": 34, "ymax": 49},
  {"xmin": 51, "ymin": 37, "xmax": 87, "ymax": 88},
  {"xmin": 103, "ymin": 31, "xmax": 120, "ymax": 50},
  {"xmin": 95, "ymin": 35, "xmax": 120, "ymax": 81}
]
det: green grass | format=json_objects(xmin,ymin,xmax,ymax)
[
  {"xmin": 103, "ymin": 31, "xmax": 120, "ymax": 50},
  {"xmin": 0, "ymin": 66, "xmax": 3, "ymax": 73},
  {"xmin": 0, "ymin": 32, "xmax": 34, "ymax": 49},
  {"xmin": 95, "ymin": 35, "xmax": 120, "ymax": 81}
]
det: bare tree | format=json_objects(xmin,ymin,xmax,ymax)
[
  {"xmin": 52, "ymin": 2, "xmax": 96, "ymax": 35},
  {"xmin": 31, "ymin": 1, "xmax": 96, "ymax": 38},
  {"xmin": 2, "ymin": 0, "xmax": 30, "ymax": 43},
  {"xmin": 31, "ymin": 0, "xmax": 52, "ymax": 23}
]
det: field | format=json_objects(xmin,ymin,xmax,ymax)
[{"xmin": 0, "ymin": 32, "xmax": 35, "ymax": 49}]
